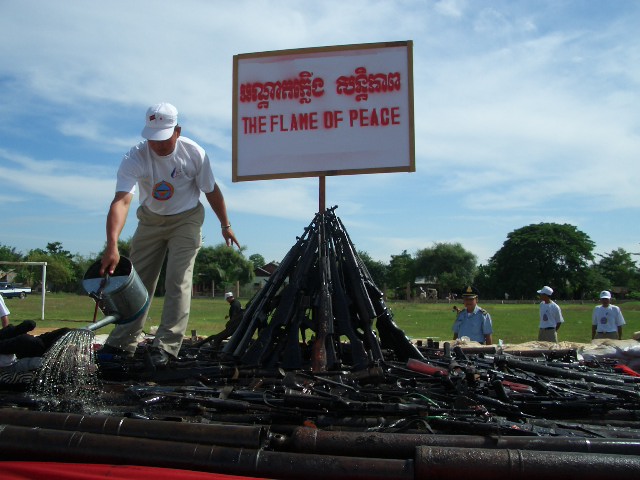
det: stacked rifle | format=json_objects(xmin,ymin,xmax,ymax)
[{"xmin": 220, "ymin": 206, "xmax": 423, "ymax": 371}]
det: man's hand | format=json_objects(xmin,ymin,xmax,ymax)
[
  {"xmin": 100, "ymin": 246, "xmax": 120, "ymax": 276},
  {"xmin": 222, "ymin": 227, "xmax": 241, "ymax": 249}
]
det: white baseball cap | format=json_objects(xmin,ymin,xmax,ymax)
[
  {"xmin": 600, "ymin": 290, "xmax": 612, "ymax": 299},
  {"xmin": 141, "ymin": 103, "xmax": 178, "ymax": 141},
  {"xmin": 225, "ymin": 292, "xmax": 234, "ymax": 299},
  {"xmin": 537, "ymin": 286, "xmax": 553, "ymax": 296}
]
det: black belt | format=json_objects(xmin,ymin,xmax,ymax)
[{"xmin": 541, "ymin": 327, "xmax": 556, "ymax": 330}]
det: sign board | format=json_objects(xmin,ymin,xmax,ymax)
[{"xmin": 232, "ymin": 41, "xmax": 414, "ymax": 182}]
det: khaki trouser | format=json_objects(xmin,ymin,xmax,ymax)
[
  {"xmin": 106, "ymin": 203, "xmax": 204, "ymax": 357},
  {"xmin": 538, "ymin": 327, "xmax": 558, "ymax": 342},
  {"xmin": 595, "ymin": 331, "xmax": 619, "ymax": 340}
]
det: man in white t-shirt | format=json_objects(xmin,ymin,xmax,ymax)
[
  {"xmin": 592, "ymin": 290, "xmax": 625, "ymax": 340},
  {"xmin": 99, "ymin": 103, "xmax": 240, "ymax": 367},
  {"xmin": 537, "ymin": 285, "xmax": 564, "ymax": 342},
  {"xmin": 0, "ymin": 294, "xmax": 13, "ymax": 368},
  {"xmin": 0, "ymin": 294, "xmax": 9, "ymax": 329}
]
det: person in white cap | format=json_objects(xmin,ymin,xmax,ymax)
[
  {"xmin": 202, "ymin": 292, "xmax": 244, "ymax": 351},
  {"xmin": 537, "ymin": 285, "xmax": 564, "ymax": 342},
  {"xmin": 99, "ymin": 103, "xmax": 240, "ymax": 367},
  {"xmin": 592, "ymin": 290, "xmax": 625, "ymax": 340}
]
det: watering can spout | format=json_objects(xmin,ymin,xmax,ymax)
[{"xmin": 84, "ymin": 314, "xmax": 122, "ymax": 332}]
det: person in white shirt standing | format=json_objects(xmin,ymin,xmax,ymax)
[
  {"xmin": 0, "ymin": 294, "xmax": 9, "ymax": 329},
  {"xmin": 537, "ymin": 285, "xmax": 564, "ymax": 342},
  {"xmin": 592, "ymin": 290, "xmax": 625, "ymax": 340},
  {"xmin": 99, "ymin": 103, "xmax": 240, "ymax": 367}
]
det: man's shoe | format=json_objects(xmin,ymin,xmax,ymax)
[
  {"xmin": 97, "ymin": 344, "xmax": 133, "ymax": 358},
  {"xmin": 149, "ymin": 347, "xmax": 170, "ymax": 367}
]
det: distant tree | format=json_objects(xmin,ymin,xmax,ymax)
[
  {"xmin": 249, "ymin": 253, "xmax": 266, "ymax": 270},
  {"xmin": 594, "ymin": 248, "xmax": 640, "ymax": 292},
  {"xmin": 25, "ymin": 250, "xmax": 76, "ymax": 292},
  {"xmin": 357, "ymin": 251, "xmax": 388, "ymax": 289},
  {"xmin": 474, "ymin": 263, "xmax": 500, "ymax": 299},
  {"xmin": 487, "ymin": 223, "xmax": 595, "ymax": 299},
  {"xmin": 194, "ymin": 244, "xmax": 254, "ymax": 293},
  {"xmin": 413, "ymin": 242, "xmax": 477, "ymax": 297},
  {"xmin": 0, "ymin": 244, "xmax": 23, "ymax": 262},
  {"xmin": 386, "ymin": 250, "xmax": 414, "ymax": 299},
  {"xmin": 46, "ymin": 241, "xmax": 72, "ymax": 259}
]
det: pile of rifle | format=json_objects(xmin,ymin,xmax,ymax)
[
  {"xmin": 92, "ymin": 206, "xmax": 640, "ymax": 434},
  {"xmin": 219, "ymin": 206, "xmax": 422, "ymax": 371}
]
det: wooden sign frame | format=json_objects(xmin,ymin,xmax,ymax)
[{"xmin": 232, "ymin": 41, "xmax": 415, "ymax": 182}]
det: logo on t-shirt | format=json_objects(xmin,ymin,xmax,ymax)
[{"xmin": 152, "ymin": 180, "xmax": 174, "ymax": 201}]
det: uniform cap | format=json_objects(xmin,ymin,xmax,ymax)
[
  {"xmin": 224, "ymin": 292, "xmax": 234, "ymax": 299},
  {"xmin": 537, "ymin": 286, "xmax": 553, "ymax": 296},
  {"xmin": 461, "ymin": 286, "xmax": 479, "ymax": 298},
  {"xmin": 599, "ymin": 290, "xmax": 611, "ymax": 299},
  {"xmin": 141, "ymin": 103, "xmax": 178, "ymax": 141}
]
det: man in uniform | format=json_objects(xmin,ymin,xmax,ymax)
[
  {"xmin": 537, "ymin": 285, "xmax": 564, "ymax": 342},
  {"xmin": 203, "ymin": 292, "xmax": 244, "ymax": 350},
  {"xmin": 592, "ymin": 290, "xmax": 625, "ymax": 340},
  {"xmin": 452, "ymin": 286, "xmax": 493, "ymax": 345}
]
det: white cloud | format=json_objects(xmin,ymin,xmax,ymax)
[{"xmin": 0, "ymin": 0, "xmax": 639, "ymax": 264}]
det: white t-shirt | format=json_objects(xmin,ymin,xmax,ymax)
[
  {"xmin": 0, "ymin": 295, "xmax": 16, "ymax": 367},
  {"xmin": 116, "ymin": 137, "xmax": 216, "ymax": 215},
  {"xmin": 592, "ymin": 305, "xmax": 625, "ymax": 333},
  {"xmin": 539, "ymin": 300, "xmax": 564, "ymax": 328},
  {"xmin": 0, "ymin": 294, "xmax": 9, "ymax": 318}
]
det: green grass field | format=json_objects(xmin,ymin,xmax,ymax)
[{"xmin": 5, "ymin": 293, "xmax": 640, "ymax": 345}]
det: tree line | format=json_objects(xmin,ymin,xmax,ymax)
[
  {"xmin": 361, "ymin": 223, "xmax": 640, "ymax": 300},
  {"xmin": 2, "ymin": 222, "xmax": 639, "ymax": 300},
  {"xmin": 0, "ymin": 240, "xmax": 256, "ymax": 296}
]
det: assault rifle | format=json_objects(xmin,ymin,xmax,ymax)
[
  {"xmin": 327, "ymin": 210, "xmax": 423, "ymax": 363},
  {"xmin": 327, "ymin": 211, "xmax": 384, "ymax": 363},
  {"xmin": 222, "ymin": 218, "xmax": 315, "ymax": 360},
  {"xmin": 241, "ymin": 217, "xmax": 320, "ymax": 367},
  {"xmin": 311, "ymin": 213, "xmax": 337, "ymax": 372},
  {"xmin": 328, "ymin": 234, "xmax": 369, "ymax": 371}
]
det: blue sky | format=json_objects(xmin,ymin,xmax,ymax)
[{"xmin": 1, "ymin": 0, "xmax": 639, "ymax": 266}]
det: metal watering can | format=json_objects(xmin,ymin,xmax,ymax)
[{"xmin": 82, "ymin": 256, "xmax": 149, "ymax": 332}]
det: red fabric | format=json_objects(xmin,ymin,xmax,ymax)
[
  {"xmin": 614, "ymin": 364, "xmax": 640, "ymax": 377},
  {"xmin": 0, "ymin": 462, "xmax": 265, "ymax": 480}
]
